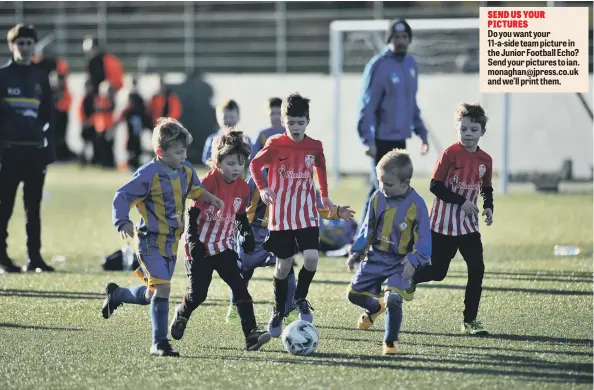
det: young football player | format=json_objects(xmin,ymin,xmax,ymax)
[
  {"xmin": 203, "ymin": 99, "xmax": 252, "ymax": 164},
  {"xmin": 250, "ymin": 92, "xmax": 334, "ymax": 337},
  {"xmin": 226, "ymin": 178, "xmax": 355, "ymax": 325},
  {"xmin": 104, "ymin": 118, "xmax": 224, "ymax": 357},
  {"xmin": 347, "ymin": 149, "xmax": 431, "ymax": 355},
  {"xmin": 406, "ymin": 103, "xmax": 494, "ymax": 335},
  {"xmin": 170, "ymin": 131, "xmax": 272, "ymax": 351}
]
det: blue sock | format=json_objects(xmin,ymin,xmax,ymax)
[
  {"xmin": 151, "ymin": 296, "xmax": 169, "ymax": 345},
  {"xmin": 347, "ymin": 292, "xmax": 381, "ymax": 314},
  {"xmin": 113, "ymin": 285, "xmax": 149, "ymax": 305},
  {"xmin": 285, "ymin": 269, "xmax": 297, "ymax": 315},
  {"xmin": 384, "ymin": 294, "xmax": 403, "ymax": 342}
]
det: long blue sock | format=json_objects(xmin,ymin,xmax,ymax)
[
  {"xmin": 113, "ymin": 285, "xmax": 149, "ymax": 305},
  {"xmin": 384, "ymin": 293, "xmax": 403, "ymax": 342},
  {"xmin": 151, "ymin": 296, "xmax": 169, "ymax": 345},
  {"xmin": 347, "ymin": 292, "xmax": 381, "ymax": 314},
  {"xmin": 285, "ymin": 269, "xmax": 296, "ymax": 315}
]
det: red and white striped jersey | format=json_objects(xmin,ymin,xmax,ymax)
[
  {"xmin": 250, "ymin": 133, "xmax": 329, "ymax": 231},
  {"xmin": 184, "ymin": 170, "xmax": 249, "ymax": 257},
  {"xmin": 430, "ymin": 142, "xmax": 493, "ymax": 236}
]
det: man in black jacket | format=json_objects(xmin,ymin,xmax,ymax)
[{"xmin": 0, "ymin": 24, "xmax": 55, "ymax": 273}]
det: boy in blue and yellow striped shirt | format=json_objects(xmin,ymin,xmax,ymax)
[
  {"xmin": 102, "ymin": 117, "xmax": 223, "ymax": 357},
  {"xmin": 347, "ymin": 149, "xmax": 431, "ymax": 356}
]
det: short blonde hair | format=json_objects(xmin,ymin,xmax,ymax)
[
  {"xmin": 207, "ymin": 130, "xmax": 251, "ymax": 170},
  {"xmin": 376, "ymin": 148, "xmax": 413, "ymax": 182},
  {"xmin": 152, "ymin": 117, "xmax": 193, "ymax": 151}
]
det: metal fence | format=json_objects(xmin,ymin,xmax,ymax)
[{"xmin": 0, "ymin": 1, "xmax": 591, "ymax": 74}]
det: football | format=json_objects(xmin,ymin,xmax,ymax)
[{"xmin": 281, "ymin": 320, "xmax": 319, "ymax": 356}]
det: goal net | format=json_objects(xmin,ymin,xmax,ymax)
[{"xmin": 329, "ymin": 18, "xmax": 593, "ymax": 192}]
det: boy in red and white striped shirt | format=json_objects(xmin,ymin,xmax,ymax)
[
  {"xmin": 171, "ymin": 131, "xmax": 272, "ymax": 352},
  {"xmin": 407, "ymin": 103, "xmax": 494, "ymax": 335},
  {"xmin": 250, "ymin": 93, "xmax": 335, "ymax": 337}
]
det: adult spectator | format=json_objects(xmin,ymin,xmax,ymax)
[
  {"xmin": 82, "ymin": 35, "xmax": 124, "ymax": 94},
  {"xmin": 0, "ymin": 24, "xmax": 55, "ymax": 273},
  {"xmin": 148, "ymin": 73, "xmax": 182, "ymax": 126},
  {"xmin": 357, "ymin": 19, "xmax": 429, "ymax": 223}
]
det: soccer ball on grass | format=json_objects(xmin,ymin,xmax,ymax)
[{"xmin": 281, "ymin": 320, "xmax": 318, "ymax": 356}]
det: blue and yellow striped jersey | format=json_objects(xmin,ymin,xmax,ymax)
[
  {"xmin": 351, "ymin": 188, "xmax": 431, "ymax": 267},
  {"xmin": 112, "ymin": 158, "xmax": 205, "ymax": 257}
]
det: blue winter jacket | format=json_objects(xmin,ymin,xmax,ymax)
[{"xmin": 357, "ymin": 48, "xmax": 428, "ymax": 147}]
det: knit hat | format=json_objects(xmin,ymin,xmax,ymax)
[{"xmin": 386, "ymin": 19, "xmax": 412, "ymax": 43}]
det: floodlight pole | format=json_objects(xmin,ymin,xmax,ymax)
[
  {"xmin": 501, "ymin": 93, "xmax": 510, "ymax": 194},
  {"xmin": 330, "ymin": 28, "xmax": 342, "ymax": 188}
]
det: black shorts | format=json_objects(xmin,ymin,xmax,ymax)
[{"xmin": 263, "ymin": 226, "xmax": 319, "ymax": 259}]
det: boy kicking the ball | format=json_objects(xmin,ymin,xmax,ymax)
[
  {"xmin": 170, "ymin": 131, "xmax": 271, "ymax": 351},
  {"xmin": 347, "ymin": 149, "xmax": 431, "ymax": 355},
  {"xmin": 406, "ymin": 103, "xmax": 494, "ymax": 336},
  {"xmin": 226, "ymin": 176, "xmax": 354, "ymax": 325},
  {"xmin": 249, "ymin": 93, "xmax": 335, "ymax": 338},
  {"xmin": 103, "ymin": 118, "xmax": 224, "ymax": 357}
]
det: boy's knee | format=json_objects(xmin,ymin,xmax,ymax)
[
  {"xmin": 385, "ymin": 292, "xmax": 403, "ymax": 310},
  {"xmin": 153, "ymin": 283, "xmax": 171, "ymax": 299},
  {"xmin": 302, "ymin": 249, "xmax": 319, "ymax": 272},
  {"xmin": 274, "ymin": 257, "xmax": 293, "ymax": 279},
  {"xmin": 346, "ymin": 290, "xmax": 358, "ymax": 304}
]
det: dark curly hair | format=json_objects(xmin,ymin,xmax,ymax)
[
  {"xmin": 456, "ymin": 103, "xmax": 488, "ymax": 131},
  {"xmin": 207, "ymin": 130, "xmax": 251, "ymax": 170}
]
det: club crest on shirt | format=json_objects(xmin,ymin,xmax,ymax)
[
  {"xmin": 233, "ymin": 197, "xmax": 242, "ymax": 213},
  {"xmin": 409, "ymin": 68, "xmax": 416, "ymax": 78},
  {"xmin": 204, "ymin": 206, "xmax": 215, "ymax": 221},
  {"xmin": 305, "ymin": 155, "xmax": 315, "ymax": 169},
  {"xmin": 399, "ymin": 222, "xmax": 407, "ymax": 231},
  {"xmin": 278, "ymin": 165, "xmax": 286, "ymax": 178},
  {"xmin": 390, "ymin": 72, "xmax": 399, "ymax": 84},
  {"xmin": 449, "ymin": 175, "xmax": 460, "ymax": 191},
  {"xmin": 478, "ymin": 164, "xmax": 486, "ymax": 178},
  {"xmin": 34, "ymin": 84, "xmax": 42, "ymax": 98}
]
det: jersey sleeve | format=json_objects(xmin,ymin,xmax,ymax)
[
  {"xmin": 350, "ymin": 191, "xmax": 378, "ymax": 256},
  {"xmin": 238, "ymin": 182, "xmax": 249, "ymax": 214},
  {"xmin": 185, "ymin": 163, "xmax": 206, "ymax": 200},
  {"xmin": 432, "ymin": 148, "xmax": 451, "ymax": 181},
  {"xmin": 112, "ymin": 169, "xmax": 151, "ymax": 229},
  {"xmin": 483, "ymin": 156, "xmax": 493, "ymax": 187},
  {"xmin": 406, "ymin": 196, "xmax": 432, "ymax": 268},
  {"xmin": 314, "ymin": 141, "xmax": 329, "ymax": 198}
]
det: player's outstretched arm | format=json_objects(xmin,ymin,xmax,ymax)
[
  {"xmin": 313, "ymin": 144, "xmax": 333, "ymax": 209},
  {"xmin": 348, "ymin": 193, "xmax": 378, "ymax": 266},
  {"xmin": 112, "ymin": 170, "xmax": 150, "ymax": 233},
  {"xmin": 195, "ymin": 191, "xmax": 224, "ymax": 212},
  {"xmin": 480, "ymin": 160, "xmax": 494, "ymax": 226}
]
